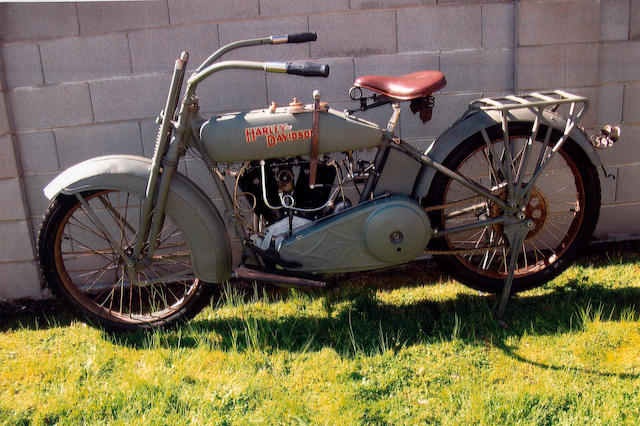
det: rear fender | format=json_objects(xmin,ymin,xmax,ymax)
[
  {"xmin": 411, "ymin": 109, "xmax": 606, "ymax": 201},
  {"xmin": 44, "ymin": 155, "xmax": 232, "ymax": 283}
]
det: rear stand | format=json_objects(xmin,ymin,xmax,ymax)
[{"xmin": 494, "ymin": 221, "xmax": 530, "ymax": 325}]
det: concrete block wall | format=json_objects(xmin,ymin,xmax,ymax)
[{"xmin": 0, "ymin": 0, "xmax": 638, "ymax": 300}]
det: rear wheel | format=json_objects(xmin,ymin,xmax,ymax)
[
  {"xmin": 37, "ymin": 190, "xmax": 212, "ymax": 331},
  {"xmin": 425, "ymin": 123, "xmax": 601, "ymax": 294}
]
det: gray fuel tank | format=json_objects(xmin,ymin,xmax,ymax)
[
  {"xmin": 199, "ymin": 106, "xmax": 383, "ymax": 163},
  {"xmin": 278, "ymin": 195, "xmax": 431, "ymax": 273}
]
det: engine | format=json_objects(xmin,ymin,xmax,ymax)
[{"xmin": 234, "ymin": 156, "xmax": 356, "ymax": 251}]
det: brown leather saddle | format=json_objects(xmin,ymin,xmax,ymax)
[{"xmin": 354, "ymin": 70, "xmax": 446, "ymax": 101}]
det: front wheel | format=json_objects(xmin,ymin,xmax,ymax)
[
  {"xmin": 424, "ymin": 123, "xmax": 601, "ymax": 294},
  {"xmin": 37, "ymin": 189, "xmax": 213, "ymax": 331}
]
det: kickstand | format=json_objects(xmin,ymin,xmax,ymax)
[{"xmin": 495, "ymin": 221, "xmax": 530, "ymax": 324}]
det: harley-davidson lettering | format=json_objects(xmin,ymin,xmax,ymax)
[{"xmin": 244, "ymin": 124, "xmax": 313, "ymax": 147}]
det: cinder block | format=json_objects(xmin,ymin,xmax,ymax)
[
  {"xmin": 350, "ymin": 0, "xmax": 434, "ymax": 8},
  {"xmin": 8, "ymin": 83, "xmax": 93, "ymax": 131},
  {"xmin": 0, "ymin": 3, "xmax": 78, "ymax": 42},
  {"xmin": 0, "ymin": 43, "xmax": 44, "ymax": 88},
  {"xmin": 600, "ymin": 0, "xmax": 630, "ymax": 41},
  {"xmin": 219, "ymin": 16, "xmax": 308, "ymax": 62},
  {"xmin": 617, "ymin": 164, "xmax": 640, "ymax": 202},
  {"xmin": 623, "ymin": 83, "xmax": 640, "ymax": 124},
  {"xmin": 516, "ymin": 45, "xmax": 564, "ymax": 91},
  {"xmin": 259, "ymin": 0, "xmax": 348, "ymax": 15},
  {"xmin": 0, "ymin": 136, "xmax": 19, "ymax": 179},
  {"xmin": 310, "ymin": 10, "xmax": 396, "ymax": 58},
  {"xmin": 23, "ymin": 172, "xmax": 58, "ymax": 216},
  {"xmin": 139, "ymin": 118, "xmax": 159, "ymax": 158},
  {"xmin": 597, "ymin": 124, "xmax": 640, "ymax": 166},
  {"xmin": 168, "ymin": 0, "xmax": 259, "ymax": 25},
  {"xmin": 186, "ymin": 160, "xmax": 218, "ymax": 198},
  {"xmin": 78, "ymin": 1, "xmax": 169, "ymax": 34},
  {"xmin": 565, "ymin": 44, "xmax": 599, "ymax": 88},
  {"xmin": 0, "ymin": 178, "xmax": 27, "ymax": 221},
  {"xmin": 440, "ymin": 48, "xmax": 513, "ymax": 93},
  {"xmin": 129, "ymin": 23, "xmax": 220, "ymax": 74},
  {"xmin": 597, "ymin": 84, "xmax": 624, "ymax": 125},
  {"xmin": 401, "ymin": 92, "xmax": 481, "ymax": 139},
  {"xmin": 267, "ymin": 57, "xmax": 354, "ymax": 104},
  {"xmin": 54, "ymin": 122, "xmax": 143, "ymax": 169},
  {"xmin": 0, "ymin": 261, "xmax": 42, "ymax": 300},
  {"xmin": 0, "ymin": 94, "xmax": 10, "ymax": 136},
  {"xmin": 196, "ymin": 69, "xmax": 268, "ymax": 113},
  {"xmin": 631, "ymin": 0, "xmax": 640, "ymax": 40},
  {"xmin": 518, "ymin": 1, "xmax": 599, "ymax": 46},
  {"xmin": 397, "ymin": 5, "xmax": 481, "ymax": 52},
  {"xmin": 594, "ymin": 202, "xmax": 640, "ymax": 239},
  {"xmin": 90, "ymin": 73, "xmax": 172, "ymax": 122},
  {"xmin": 600, "ymin": 166, "xmax": 617, "ymax": 205},
  {"xmin": 15, "ymin": 131, "xmax": 59, "ymax": 174},
  {"xmin": 41, "ymin": 34, "xmax": 131, "ymax": 84},
  {"xmin": 600, "ymin": 41, "xmax": 640, "ymax": 83},
  {"xmin": 354, "ymin": 51, "xmax": 439, "ymax": 78},
  {"xmin": 560, "ymin": 86, "xmax": 598, "ymax": 128},
  {"xmin": 482, "ymin": 2, "xmax": 515, "ymax": 48},
  {"xmin": 0, "ymin": 221, "xmax": 34, "ymax": 263}
]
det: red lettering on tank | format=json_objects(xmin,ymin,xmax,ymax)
[
  {"xmin": 245, "ymin": 125, "xmax": 313, "ymax": 147},
  {"xmin": 245, "ymin": 128, "xmax": 255, "ymax": 142}
]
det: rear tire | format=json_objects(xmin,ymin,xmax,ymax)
[
  {"xmin": 37, "ymin": 190, "xmax": 213, "ymax": 332},
  {"xmin": 424, "ymin": 123, "xmax": 601, "ymax": 294}
]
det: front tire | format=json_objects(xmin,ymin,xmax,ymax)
[
  {"xmin": 424, "ymin": 123, "xmax": 601, "ymax": 294},
  {"xmin": 37, "ymin": 190, "xmax": 213, "ymax": 331}
]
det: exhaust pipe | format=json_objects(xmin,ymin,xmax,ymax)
[{"xmin": 233, "ymin": 266, "xmax": 326, "ymax": 288}]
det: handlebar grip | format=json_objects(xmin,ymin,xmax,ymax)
[
  {"xmin": 286, "ymin": 62, "xmax": 330, "ymax": 77},
  {"xmin": 287, "ymin": 32, "xmax": 317, "ymax": 43}
]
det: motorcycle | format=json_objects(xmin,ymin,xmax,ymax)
[{"xmin": 36, "ymin": 33, "xmax": 620, "ymax": 331}]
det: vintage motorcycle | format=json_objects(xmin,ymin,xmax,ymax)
[{"xmin": 36, "ymin": 33, "xmax": 619, "ymax": 331}]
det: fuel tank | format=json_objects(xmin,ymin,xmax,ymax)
[{"xmin": 199, "ymin": 105, "xmax": 383, "ymax": 163}]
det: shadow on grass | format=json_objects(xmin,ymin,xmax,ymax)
[
  {"xmin": 101, "ymin": 277, "xmax": 640, "ymax": 379},
  {"xmin": 4, "ymin": 251, "xmax": 640, "ymax": 381}
]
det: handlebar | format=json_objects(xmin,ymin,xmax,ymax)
[
  {"xmin": 190, "ymin": 33, "xmax": 326, "ymax": 87},
  {"xmin": 286, "ymin": 32, "xmax": 317, "ymax": 43},
  {"xmin": 286, "ymin": 62, "xmax": 329, "ymax": 77}
]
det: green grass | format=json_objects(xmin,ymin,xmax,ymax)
[{"xmin": 1, "ymin": 251, "xmax": 640, "ymax": 424}]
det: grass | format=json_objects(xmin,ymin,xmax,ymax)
[{"xmin": 1, "ymin": 250, "xmax": 640, "ymax": 424}]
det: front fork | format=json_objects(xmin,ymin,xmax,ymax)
[{"xmin": 131, "ymin": 52, "xmax": 191, "ymax": 268}]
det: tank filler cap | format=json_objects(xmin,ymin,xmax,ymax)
[{"xmin": 288, "ymin": 97, "xmax": 304, "ymax": 113}]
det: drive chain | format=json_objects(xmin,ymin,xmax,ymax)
[{"xmin": 423, "ymin": 194, "xmax": 508, "ymax": 255}]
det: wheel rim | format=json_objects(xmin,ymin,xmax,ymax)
[
  {"xmin": 53, "ymin": 190, "xmax": 200, "ymax": 325},
  {"xmin": 439, "ymin": 136, "xmax": 586, "ymax": 279}
]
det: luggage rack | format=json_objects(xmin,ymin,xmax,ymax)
[
  {"xmin": 469, "ymin": 90, "xmax": 588, "ymax": 115},
  {"xmin": 467, "ymin": 90, "xmax": 589, "ymax": 202}
]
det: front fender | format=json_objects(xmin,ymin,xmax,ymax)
[
  {"xmin": 411, "ymin": 109, "xmax": 606, "ymax": 201},
  {"xmin": 44, "ymin": 155, "xmax": 232, "ymax": 283}
]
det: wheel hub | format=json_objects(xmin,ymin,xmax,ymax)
[{"xmin": 490, "ymin": 187, "xmax": 547, "ymax": 240}]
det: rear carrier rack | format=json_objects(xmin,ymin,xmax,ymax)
[
  {"xmin": 464, "ymin": 90, "xmax": 594, "ymax": 215},
  {"xmin": 469, "ymin": 90, "xmax": 620, "ymax": 151},
  {"xmin": 469, "ymin": 90, "xmax": 588, "ymax": 115}
]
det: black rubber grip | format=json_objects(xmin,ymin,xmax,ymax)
[
  {"xmin": 287, "ymin": 32, "xmax": 317, "ymax": 43},
  {"xmin": 286, "ymin": 62, "xmax": 330, "ymax": 77}
]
